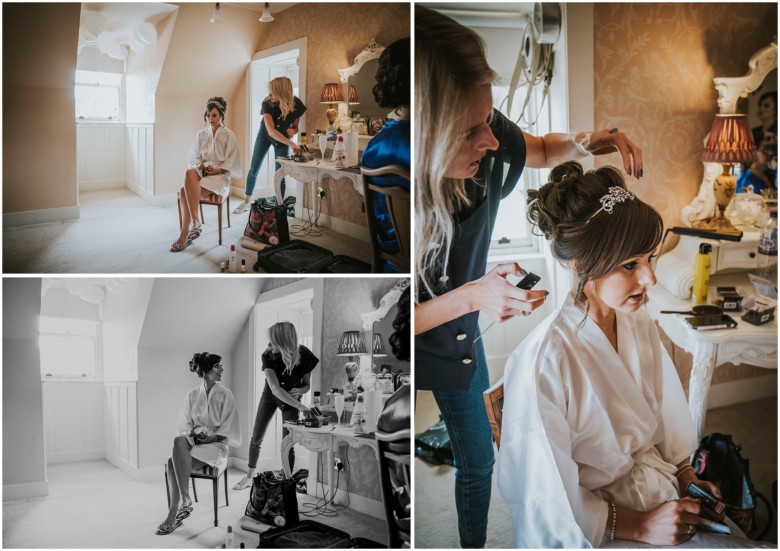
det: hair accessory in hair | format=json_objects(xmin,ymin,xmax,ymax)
[
  {"xmin": 209, "ymin": 100, "xmax": 225, "ymax": 111},
  {"xmin": 586, "ymin": 186, "xmax": 635, "ymax": 224}
]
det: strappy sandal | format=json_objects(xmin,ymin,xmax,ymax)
[
  {"xmin": 155, "ymin": 519, "xmax": 182, "ymax": 535},
  {"xmin": 169, "ymin": 239, "xmax": 192, "ymax": 253},
  {"xmin": 187, "ymin": 226, "xmax": 203, "ymax": 241},
  {"xmin": 175, "ymin": 504, "xmax": 193, "ymax": 520}
]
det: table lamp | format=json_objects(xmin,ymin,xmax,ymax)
[
  {"xmin": 372, "ymin": 333, "xmax": 387, "ymax": 357},
  {"xmin": 336, "ymin": 330, "xmax": 366, "ymax": 396},
  {"xmin": 696, "ymin": 114, "xmax": 757, "ymax": 232},
  {"xmin": 348, "ymin": 85, "xmax": 359, "ymax": 105},
  {"xmin": 320, "ymin": 83, "xmax": 344, "ymax": 128}
]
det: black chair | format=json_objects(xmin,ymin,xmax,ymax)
[
  {"xmin": 375, "ymin": 384, "xmax": 411, "ymax": 548},
  {"xmin": 164, "ymin": 459, "xmax": 229, "ymax": 527}
]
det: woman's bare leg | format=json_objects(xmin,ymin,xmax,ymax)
[
  {"xmin": 163, "ymin": 435, "xmax": 195, "ymax": 524},
  {"xmin": 177, "ymin": 169, "xmax": 202, "ymax": 243}
]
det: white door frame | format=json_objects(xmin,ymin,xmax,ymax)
[{"xmin": 245, "ymin": 38, "xmax": 308, "ymax": 207}]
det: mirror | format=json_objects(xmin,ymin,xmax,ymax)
[
  {"xmin": 682, "ymin": 43, "xmax": 778, "ymax": 226},
  {"xmin": 359, "ymin": 279, "xmax": 410, "ymax": 392},
  {"xmin": 338, "ymin": 40, "xmax": 386, "ymax": 131}
]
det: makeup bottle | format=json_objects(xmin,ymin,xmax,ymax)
[
  {"xmin": 692, "ymin": 243, "xmax": 712, "ymax": 305},
  {"xmin": 229, "ymin": 245, "xmax": 237, "ymax": 273}
]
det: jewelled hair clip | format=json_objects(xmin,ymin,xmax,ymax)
[
  {"xmin": 586, "ymin": 186, "xmax": 635, "ymax": 223},
  {"xmin": 210, "ymin": 101, "xmax": 225, "ymax": 111}
]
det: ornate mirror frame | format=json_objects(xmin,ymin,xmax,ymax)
[
  {"xmin": 357, "ymin": 279, "xmax": 409, "ymax": 384},
  {"xmin": 682, "ymin": 42, "xmax": 778, "ymax": 226},
  {"xmin": 336, "ymin": 40, "xmax": 385, "ymax": 130}
]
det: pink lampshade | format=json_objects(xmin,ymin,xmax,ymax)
[
  {"xmin": 701, "ymin": 114, "xmax": 757, "ymax": 164},
  {"xmin": 320, "ymin": 83, "xmax": 344, "ymax": 103},
  {"xmin": 348, "ymin": 85, "xmax": 359, "ymax": 104}
]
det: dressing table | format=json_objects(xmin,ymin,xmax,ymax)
[{"xmin": 648, "ymin": 43, "xmax": 778, "ymax": 439}]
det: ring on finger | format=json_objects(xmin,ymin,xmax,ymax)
[{"xmin": 687, "ymin": 525, "xmax": 694, "ymax": 535}]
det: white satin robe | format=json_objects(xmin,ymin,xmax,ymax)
[
  {"xmin": 188, "ymin": 124, "xmax": 242, "ymax": 194},
  {"xmin": 498, "ymin": 294, "xmax": 696, "ymax": 548},
  {"xmin": 176, "ymin": 382, "xmax": 242, "ymax": 466}
]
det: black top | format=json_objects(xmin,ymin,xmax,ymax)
[
  {"xmin": 416, "ymin": 109, "xmax": 527, "ymax": 391},
  {"xmin": 260, "ymin": 96, "xmax": 307, "ymax": 138},
  {"xmin": 262, "ymin": 345, "xmax": 318, "ymax": 409}
]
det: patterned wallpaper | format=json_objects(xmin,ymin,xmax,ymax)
[
  {"xmin": 593, "ymin": 3, "xmax": 777, "ymax": 228},
  {"xmin": 320, "ymin": 277, "xmax": 409, "ymax": 500},
  {"xmin": 260, "ymin": 3, "xmax": 410, "ymax": 226},
  {"xmin": 594, "ymin": 3, "xmax": 777, "ymax": 385}
]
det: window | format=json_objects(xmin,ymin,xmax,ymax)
[
  {"xmin": 39, "ymin": 316, "xmax": 100, "ymax": 379},
  {"xmin": 75, "ymin": 70, "xmax": 123, "ymax": 121},
  {"xmin": 488, "ymin": 75, "xmax": 551, "ymax": 258}
]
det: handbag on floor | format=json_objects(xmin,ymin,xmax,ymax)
[
  {"xmin": 244, "ymin": 470, "xmax": 301, "ymax": 527},
  {"xmin": 692, "ymin": 432, "xmax": 773, "ymax": 539},
  {"xmin": 243, "ymin": 197, "xmax": 291, "ymax": 246}
]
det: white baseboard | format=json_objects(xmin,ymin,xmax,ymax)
[
  {"xmin": 3, "ymin": 205, "xmax": 80, "ymax": 227},
  {"xmin": 3, "ymin": 480, "xmax": 49, "ymax": 501},
  {"xmin": 47, "ymin": 449, "xmax": 104, "ymax": 464},
  {"xmin": 80, "ymin": 179, "xmax": 126, "ymax": 191},
  {"xmin": 301, "ymin": 207, "xmax": 369, "ymax": 243},
  {"xmin": 707, "ymin": 373, "xmax": 778, "ymax": 410},
  {"xmin": 105, "ymin": 451, "xmax": 158, "ymax": 482},
  {"xmin": 127, "ymin": 184, "xmax": 177, "ymax": 208}
]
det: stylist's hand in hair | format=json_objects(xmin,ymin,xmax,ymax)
[
  {"xmin": 581, "ymin": 128, "xmax": 643, "ymax": 179},
  {"xmin": 463, "ymin": 262, "xmax": 547, "ymax": 322}
]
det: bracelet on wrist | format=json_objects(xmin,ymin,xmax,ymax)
[
  {"xmin": 676, "ymin": 465, "xmax": 694, "ymax": 479},
  {"xmin": 609, "ymin": 501, "xmax": 617, "ymax": 541}
]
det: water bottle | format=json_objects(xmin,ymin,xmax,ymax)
[
  {"xmin": 312, "ymin": 391, "xmax": 321, "ymax": 408},
  {"xmin": 352, "ymin": 395, "xmax": 367, "ymax": 434},
  {"xmin": 757, "ymin": 210, "xmax": 778, "ymax": 283},
  {"xmin": 224, "ymin": 526, "xmax": 234, "ymax": 549},
  {"xmin": 333, "ymin": 135, "xmax": 346, "ymax": 168}
]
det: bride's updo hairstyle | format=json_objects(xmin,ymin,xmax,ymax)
[
  {"xmin": 189, "ymin": 352, "xmax": 222, "ymax": 378},
  {"xmin": 527, "ymin": 161, "xmax": 663, "ymax": 311}
]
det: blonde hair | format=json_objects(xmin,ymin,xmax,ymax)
[
  {"xmin": 415, "ymin": 6, "xmax": 497, "ymax": 301},
  {"xmin": 268, "ymin": 321, "xmax": 299, "ymax": 375},
  {"xmin": 268, "ymin": 77, "xmax": 295, "ymax": 120}
]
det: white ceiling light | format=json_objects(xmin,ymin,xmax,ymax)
[
  {"xmin": 259, "ymin": 2, "xmax": 274, "ymax": 23},
  {"xmin": 210, "ymin": 3, "xmax": 223, "ymax": 24}
]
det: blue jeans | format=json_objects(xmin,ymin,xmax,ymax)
[
  {"xmin": 248, "ymin": 389, "xmax": 300, "ymax": 470},
  {"xmin": 245, "ymin": 132, "xmax": 289, "ymax": 197},
  {"xmin": 432, "ymin": 337, "xmax": 494, "ymax": 548}
]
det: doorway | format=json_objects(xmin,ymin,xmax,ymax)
[
  {"xmin": 250, "ymin": 278, "xmax": 323, "ymax": 476},
  {"xmin": 247, "ymin": 38, "xmax": 308, "ymax": 214}
]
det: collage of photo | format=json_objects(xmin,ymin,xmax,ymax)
[{"xmin": 2, "ymin": 2, "xmax": 777, "ymax": 549}]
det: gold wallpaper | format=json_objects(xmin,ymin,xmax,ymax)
[
  {"xmin": 259, "ymin": 3, "xmax": 410, "ymax": 226},
  {"xmin": 593, "ymin": 2, "xmax": 777, "ymax": 228},
  {"xmin": 594, "ymin": 3, "xmax": 777, "ymax": 384}
]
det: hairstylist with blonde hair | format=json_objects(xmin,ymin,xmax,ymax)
[
  {"xmin": 233, "ymin": 321, "xmax": 319, "ymax": 490},
  {"xmin": 234, "ymin": 77, "xmax": 306, "ymax": 213},
  {"xmin": 414, "ymin": 6, "xmax": 644, "ymax": 547}
]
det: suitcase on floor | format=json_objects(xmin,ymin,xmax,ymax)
[
  {"xmin": 257, "ymin": 519, "xmax": 385, "ymax": 548},
  {"xmin": 253, "ymin": 240, "xmax": 371, "ymax": 274}
]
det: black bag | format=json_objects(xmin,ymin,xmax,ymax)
[
  {"xmin": 414, "ymin": 416, "xmax": 454, "ymax": 467},
  {"xmin": 244, "ymin": 197, "xmax": 291, "ymax": 246},
  {"xmin": 245, "ymin": 470, "xmax": 301, "ymax": 527},
  {"xmin": 692, "ymin": 432, "xmax": 772, "ymax": 539}
]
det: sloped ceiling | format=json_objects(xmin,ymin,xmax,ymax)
[{"xmin": 138, "ymin": 278, "xmax": 265, "ymax": 351}]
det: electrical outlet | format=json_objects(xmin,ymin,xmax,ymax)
[
  {"xmin": 334, "ymin": 458, "xmax": 343, "ymax": 471},
  {"xmin": 318, "ymin": 187, "xmax": 326, "ymax": 199}
]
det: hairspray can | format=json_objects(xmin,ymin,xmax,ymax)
[{"xmin": 692, "ymin": 243, "xmax": 712, "ymax": 305}]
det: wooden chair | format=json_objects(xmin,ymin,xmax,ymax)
[
  {"xmin": 375, "ymin": 384, "xmax": 411, "ymax": 548},
  {"xmin": 164, "ymin": 459, "xmax": 229, "ymax": 527},
  {"xmin": 177, "ymin": 186, "xmax": 231, "ymax": 246},
  {"xmin": 483, "ymin": 379, "xmax": 504, "ymax": 449},
  {"xmin": 360, "ymin": 166, "xmax": 411, "ymax": 273}
]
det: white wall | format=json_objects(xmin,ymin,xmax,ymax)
[
  {"xmin": 42, "ymin": 380, "xmax": 103, "ymax": 464},
  {"xmin": 104, "ymin": 382, "xmax": 139, "ymax": 474},
  {"xmin": 102, "ymin": 279, "xmax": 153, "ymax": 383},
  {"xmin": 76, "ymin": 124, "xmax": 127, "ymax": 191},
  {"xmin": 126, "ymin": 124, "xmax": 155, "ymax": 198},
  {"xmin": 3, "ymin": 279, "xmax": 48, "ymax": 500}
]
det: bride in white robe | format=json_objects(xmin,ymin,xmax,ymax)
[{"xmin": 497, "ymin": 161, "xmax": 770, "ymax": 549}]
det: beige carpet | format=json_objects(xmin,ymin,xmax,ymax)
[
  {"xmin": 3, "ymin": 189, "xmax": 371, "ymax": 274},
  {"xmin": 414, "ymin": 393, "xmax": 777, "ymax": 548},
  {"xmin": 3, "ymin": 460, "xmax": 387, "ymax": 548}
]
